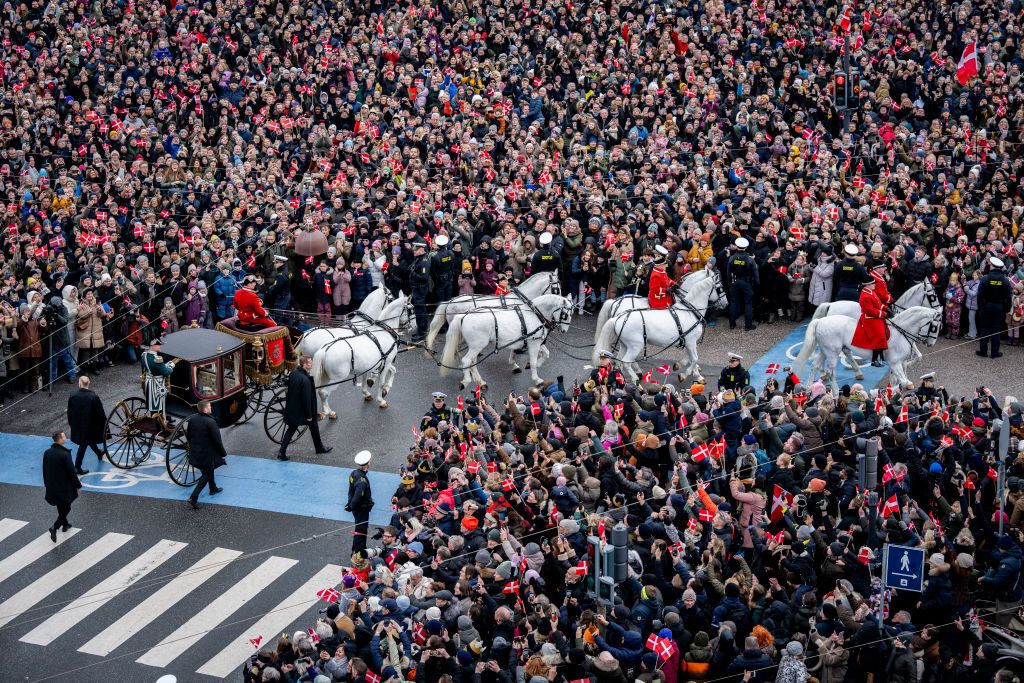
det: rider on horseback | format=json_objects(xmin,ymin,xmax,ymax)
[{"xmin": 648, "ymin": 245, "xmax": 674, "ymax": 310}]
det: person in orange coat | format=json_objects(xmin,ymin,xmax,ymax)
[
  {"xmin": 648, "ymin": 245, "xmax": 674, "ymax": 309},
  {"xmin": 233, "ymin": 275, "xmax": 276, "ymax": 329},
  {"xmin": 851, "ymin": 275, "xmax": 888, "ymax": 366}
]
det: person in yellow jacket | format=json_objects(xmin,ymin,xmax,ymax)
[{"xmin": 687, "ymin": 233, "xmax": 714, "ymax": 271}]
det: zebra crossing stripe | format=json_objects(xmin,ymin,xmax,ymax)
[
  {"xmin": 79, "ymin": 547, "xmax": 242, "ymax": 657},
  {"xmin": 136, "ymin": 556, "xmax": 298, "ymax": 669},
  {"xmin": 20, "ymin": 539, "xmax": 188, "ymax": 646},
  {"xmin": 196, "ymin": 564, "xmax": 341, "ymax": 679},
  {"xmin": 0, "ymin": 518, "xmax": 28, "ymax": 544},
  {"xmin": 0, "ymin": 528, "xmax": 81, "ymax": 586},
  {"xmin": 0, "ymin": 533, "xmax": 133, "ymax": 629}
]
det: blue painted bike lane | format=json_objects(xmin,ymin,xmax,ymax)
[
  {"xmin": 745, "ymin": 322, "xmax": 891, "ymax": 389},
  {"xmin": 0, "ymin": 432, "xmax": 400, "ymax": 526}
]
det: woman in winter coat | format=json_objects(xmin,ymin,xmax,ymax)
[
  {"xmin": 331, "ymin": 258, "xmax": 353, "ymax": 313},
  {"xmin": 918, "ymin": 552, "xmax": 953, "ymax": 625},
  {"xmin": 477, "ymin": 259, "xmax": 498, "ymax": 294},
  {"xmin": 964, "ymin": 270, "xmax": 980, "ymax": 338},
  {"xmin": 809, "ymin": 632, "xmax": 849, "ymax": 683},
  {"xmin": 61, "ymin": 285, "xmax": 79, "ymax": 361},
  {"xmin": 808, "ymin": 249, "xmax": 835, "ymax": 309},
  {"xmin": 75, "ymin": 289, "xmax": 108, "ymax": 370},
  {"xmin": 348, "ymin": 262, "xmax": 373, "ymax": 310},
  {"xmin": 181, "ymin": 282, "xmax": 208, "ymax": 327},
  {"xmin": 787, "ymin": 252, "xmax": 810, "ymax": 321},
  {"xmin": 211, "ymin": 266, "xmax": 237, "ymax": 321},
  {"xmin": 775, "ymin": 641, "xmax": 810, "ymax": 683},
  {"xmin": 944, "ymin": 272, "xmax": 966, "ymax": 338}
]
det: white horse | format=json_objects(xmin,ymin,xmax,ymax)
[
  {"xmin": 311, "ymin": 294, "xmax": 411, "ymax": 415},
  {"xmin": 807, "ymin": 280, "xmax": 940, "ymax": 379},
  {"xmin": 592, "ymin": 272, "xmax": 727, "ymax": 383},
  {"xmin": 295, "ymin": 285, "xmax": 394, "ymax": 359},
  {"xmin": 793, "ymin": 305, "xmax": 941, "ymax": 393},
  {"xmin": 439, "ymin": 294, "xmax": 574, "ymax": 388},
  {"xmin": 592, "ymin": 269, "xmax": 721, "ymax": 344},
  {"xmin": 424, "ymin": 271, "xmax": 561, "ymax": 351}
]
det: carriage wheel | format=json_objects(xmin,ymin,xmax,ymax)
[
  {"xmin": 263, "ymin": 388, "xmax": 306, "ymax": 445},
  {"xmin": 165, "ymin": 415, "xmax": 201, "ymax": 486},
  {"xmin": 237, "ymin": 377, "xmax": 266, "ymax": 425},
  {"xmin": 104, "ymin": 398, "xmax": 157, "ymax": 469}
]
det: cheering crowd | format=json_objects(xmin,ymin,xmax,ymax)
[
  {"xmin": 246, "ymin": 369, "xmax": 1024, "ymax": 683},
  {"xmin": 2, "ymin": 0, "xmax": 1024, "ymax": 400}
]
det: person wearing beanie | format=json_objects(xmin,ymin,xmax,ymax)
[
  {"xmin": 918, "ymin": 552, "xmax": 953, "ymax": 626},
  {"xmin": 776, "ymin": 641, "xmax": 808, "ymax": 683},
  {"xmin": 685, "ymin": 631, "xmax": 713, "ymax": 678}
]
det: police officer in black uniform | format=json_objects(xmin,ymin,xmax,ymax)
[
  {"xmin": 727, "ymin": 237, "xmax": 759, "ymax": 331},
  {"xmin": 915, "ymin": 372, "xmax": 949, "ymax": 406},
  {"xmin": 431, "ymin": 234, "xmax": 456, "ymax": 303},
  {"xmin": 421, "ymin": 391, "xmax": 454, "ymax": 429},
  {"xmin": 977, "ymin": 256, "xmax": 1012, "ymax": 359},
  {"xmin": 834, "ymin": 243, "xmax": 867, "ymax": 302},
  {"xmin": 531, "ymin": 232, "xmax": 561, "ymax": 273},
  {"xmin": 346, "ymin": 450, "xmax": 374, "ymax": 558},
  {"xmin": 718, "ymin": 353, "xmax": 750, "ymax": 392},
  {"xmin": 409, "ymin": 242, "xmax": 431, "ymax": 341}
]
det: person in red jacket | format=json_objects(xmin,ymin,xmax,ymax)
[
  {"xmin": 851, "ymin": 275, "xmax": 888, "ymax": 366},
  {"xmin": 871, "ymin": 262, "xmax": 893, "ymax": 307},
  {"xmin": 233, "ymin": 276, "xmax": 277, "ymax": 329},
  {"xmin": 648, "ymin": 245, "xmax": 674, "ymax": 309}
]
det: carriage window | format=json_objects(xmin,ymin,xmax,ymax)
[
  {"xmin": 221, "ymin": 350, "xmax": 242, "ymax": 393},
  {"xmin": 193, "ymin": 362, "xmax": 219, "ymax": 398}
]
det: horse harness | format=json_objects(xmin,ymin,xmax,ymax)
[
  {"xmin": 317, "ymin": 311, "xmax": 406, "ymax": 387},
  {"xmin": 888, "ymin": 311, "xmax": 940, "ymax": 347}
]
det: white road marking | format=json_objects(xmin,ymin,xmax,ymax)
[
  {"xmin": 197, "ymin": 564, "xmax": 341, "ymax": 679},
  {"xmin": 0, "ymin": 528, "xmax": 81, "ymax": 585},
  {"xmin": 79, "ymin": 547, "xmax": 242, "ymax": 657},
  {"xmin": 0, "ymin": 518, "xmax": 28, "ymax": 544},
  {"xmin": 0, "ymin": 532, "xmax": 133, "ymax": 628},
  {"xmin": 20, "ymin": 539, "xmax": 187, "ymax": 645},
  {"xmin": 136, "ymin": 556, "xmax": 297, "ymax": 668}
]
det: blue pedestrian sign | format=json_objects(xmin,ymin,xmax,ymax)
[{"xmin": 883, "ymin": 544, "xmax": 925, "ymax": 592}]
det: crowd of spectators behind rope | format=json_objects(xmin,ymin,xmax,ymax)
[
  {"xmin": 243, "ymin": 367, "xmax": 1024, "ymax": 683},
  {"xmin": 1, "ymin": 0, "xmax": 1024, "ymax": 678},
  {"xmin": 3, "ymin": 0, "xmax": 1024, "ymax": 400}
]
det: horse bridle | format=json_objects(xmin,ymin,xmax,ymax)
[{"xmin": 889, "ymin": 310, "xmax": 941, "ymax": 346}]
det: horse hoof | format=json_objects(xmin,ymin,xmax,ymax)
[
  {"xmin": 363, "ymin": 395, "xmax": 373, "ymax": 402},
  {"xmin": 512, "ymin": 367, "xmax": 522, "ymax": 374},
  {"xmin": 855, "ymin": 373, "xmax": 864, "ymax": 380},
  {"xmin": 329, "ymin": 412, "xmax": 337, "ymax": 420},
  {"xmin": 458, "ymin": 382, "xmax": 466, "ymax": 390},
  {"xmin": 379, "ymin": 401, "xmax": 388, "ymax": 409},
  {"xmin": 317, "ymin": 413, "xmax": 325, "ymax": 420},
  {"xmin": 382, "ymin": 387, "xmax": 389, "ymax": 398}
]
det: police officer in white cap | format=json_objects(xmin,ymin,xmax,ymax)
[
  {"xmin": 835, "ymin": 243, "xmax": 867, "ymax": 302},
  {"xmin": 727, "ymin": 237, "xmax": 759, "ymax": 331},
  {"xmin": 431, "ymin": 234, "xmax": 455, "ymax": 302},
  {"xmin": 531, "ymin": 231, "xmax": 561, "ymax": 273},
  {"xmin": 346, "ymin": 450, "xmax": 374, "ymax": 557},
  {"xmin": 977, "ymin": 256, "xmax": 1011, "ymax": 359},
  {"xmin": 718, "ymin": 353, "xmax": 750, "ymax": 392}
]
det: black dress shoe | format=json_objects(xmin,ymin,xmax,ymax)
[
  {"xmin": 211, "ymin": 486, "xmax": 224, "ymax": 495},
  {"xmin": 316, "ymin": 447, "xmax": 334, "ymax": 454},
  {"xmin": 188, "ymin": 498, "xmax": 200, "ymax": 510},
  {"xmin": 49, "ymin": 527, "xmax": 57, "ymax": 542},
  {"xmin": 976, "ymin": 350, "xmax": 988, "ymax": 357},
  {"xmin": 61, "ymin": 524, "xmax": 71, "ymax": 532},
  {"xmin": 277, "ymin": 453, "xmax": 289, "ymax": 461},
  {"xmin": 991, "ymin": 352, "xmax": 1003, "ymax": 359},
  {"xmin": 76, "ymin": 468, "xmax": 89, "ymax": 475}
]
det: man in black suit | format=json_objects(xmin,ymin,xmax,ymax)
[
  {"xmin": 67, "ymin": 376, "xmax": 107, "ymax": 475},
  {"xmin": 42, "ymin": 431, "xmax": 81, "ymax": 542},
  {"xmin": 186, "ymin": 400, "xmax": 226, "ymax": 509},
  {"xmin": 277, "ymin": 355, "xmax": 332, "ymax": 461}
]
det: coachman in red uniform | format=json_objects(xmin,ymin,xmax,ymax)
[
  {"xmin": 648, "ymin": 245, "xmax": 674, "ymax": 309},
  {"xmin": 233, "ymin": 275, "xmax": 277, "ymax": 329},
  {"xmin": 852, "ymin": 275, "xmax": 889, "ymax": 365}
]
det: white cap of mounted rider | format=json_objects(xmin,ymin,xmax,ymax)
[
  {"xmin": 989, "ymin": 256, "xmax": 1005, "ymax": 269},
  {"xmin": 735, "ymin": 237, "xmax": 749, "ymax": 249},
  {"xmin": 844, "ymin": 243, "xmax": 858, "ymax": 256},
  {"xmin": 434, "ymin": 234, "xmax": 449, "ymax": 247},
  {"xmin": 654, "ymin": 245, "xmax": 669, "ymax": 256},
  {"xmin": 538, "ymin": 232, "xmax": 553, "ymax": 246},
  {"xmin": 598, "ymin": 350, "xmax": 613, "ymax": 358}
]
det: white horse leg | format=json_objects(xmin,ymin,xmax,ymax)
[
  {"xmin": 829, "ymin": 351, "xmax": 842, "ymax": 395},
  {"xmin": 846, "ymin": 349, "xmax": 864, "ymax": 381},
  {"xmin": 460, "ymin": 340, "xmax": 486, "ymax": 390},
  {"xmin": 509, "ymin": 348, "xmax": 522, "ymax": 374},
  {"xmin": 527, "ymin": 340, "xmax": 543, "ymax": 384},
  {"xmin": 685, "ymin": 334, "xmax": 702, "ymax": 381},
  {"xmin": 537, "ymin": 344, "xmax": 550, "ymax": 368}
]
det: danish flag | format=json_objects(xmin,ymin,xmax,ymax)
[
  {"xmin": 307, "ymin": 628, "xmax": 320, "ymax": 644},
  {"xmin": 574, "ymin": 561, "xmax": 588, "ymax": 576},
  {"xmin": 687, "ymin": 517, "xmax": 699, "ymax": 532},
  {"xmin": 456, "ymin": 395, "xmax": 464, "ymax": 411},
  {"xmin": 657, "ymin": 364, "xmax": 671, "ymax": 374},
  {"xmin": 881, "ymin": 494, "xmax": 900, "ymax": 518},
  {"xmin": 895, "ymin": 406, "xmax": 908, "ymax": 423},
  {"xmin": 249, "ymin": 635, "xmax": 263, "ymax": 648},
  {"xmin": 317, "ymin": 587, "xmax": 340, "ymax": 603},
  {"xmin": 790, "ymin": 225, "xmax": 806, "ymax": 240},
  {"xmin": 771, "ymin": 484, "xmax": 794, "ymax": 523},
  {"xmin": 502, "ymin": 580, "xmax": 519, "ymax": 594},
  {"xmin": 597, "ymin": 519, "xmax": 606, "ymax": 540},
  {"xmin": 365, "ymin": 672, "xmax": 381, "ymax": 683},
  {"xmin": 501, "ymin": 477, "xmax": 515, "ymax": 492},
  {"xmin": 766, "ymin": 363, "xmax": 780, "ymax": 374},
  {"xmin": 875, "ymin": 397, "xmax": 885, "ymax": 414},
  {"xmin": 698, "ymin": 508, "xmax": 714, "ymax": 522},
  {"xmin": 467, "ymin": 460, "xmax": 481, "ymax": 474},
  {"xmin": 691, "ymin": 442, "xmax": 710, "ymax": 462},
  {"xmin": 710, "ymin": 436, "xmax": 726, "ymax": 460},
  {"xmin": 956, "ymin": 42, "xmax": 979, "ymax": 85}
]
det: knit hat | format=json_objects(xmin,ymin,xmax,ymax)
[
  {"xmin": 807, "ymin": 478, "xmax": 826, "ymax": 493},
  {"xmin": 682, "ymin": 588, "xmax": 697, "ymax": 602},
  {"xmin": 929, "ymin": 553, "xmax": 945, "ymax": 566},
  {"xmin": 785, "ymin": 641, "xmax": 804, "ymax": 656},
  {"xmin": 956, "ymin": 553, "xmax": 974, "ymax": 569}
]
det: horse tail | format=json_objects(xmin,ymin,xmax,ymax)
[
  {"xmin": 811, "ymin": 302, "xmax": 830, "ymax": 321},
  {"xmin": 593, "ymin": 318, "xmax": 618, "ymax": 365},
  {"xmin": 594, "ymin": 299, "xmax": 614, "ymax": 343},
  {"xmin": 425, "ymin": 300, "xmax": 447, "ymax": 351},
  {"xmin": 439, "ymin": 314, "xmax": 464, "ymax": 377},
  {"xmin": 793, "ymin": 318, "xmax": 819, "ymax": 377},
  {"xmin": 311, "ymin": 349, "xmax": 330, "ymax": 393}
]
